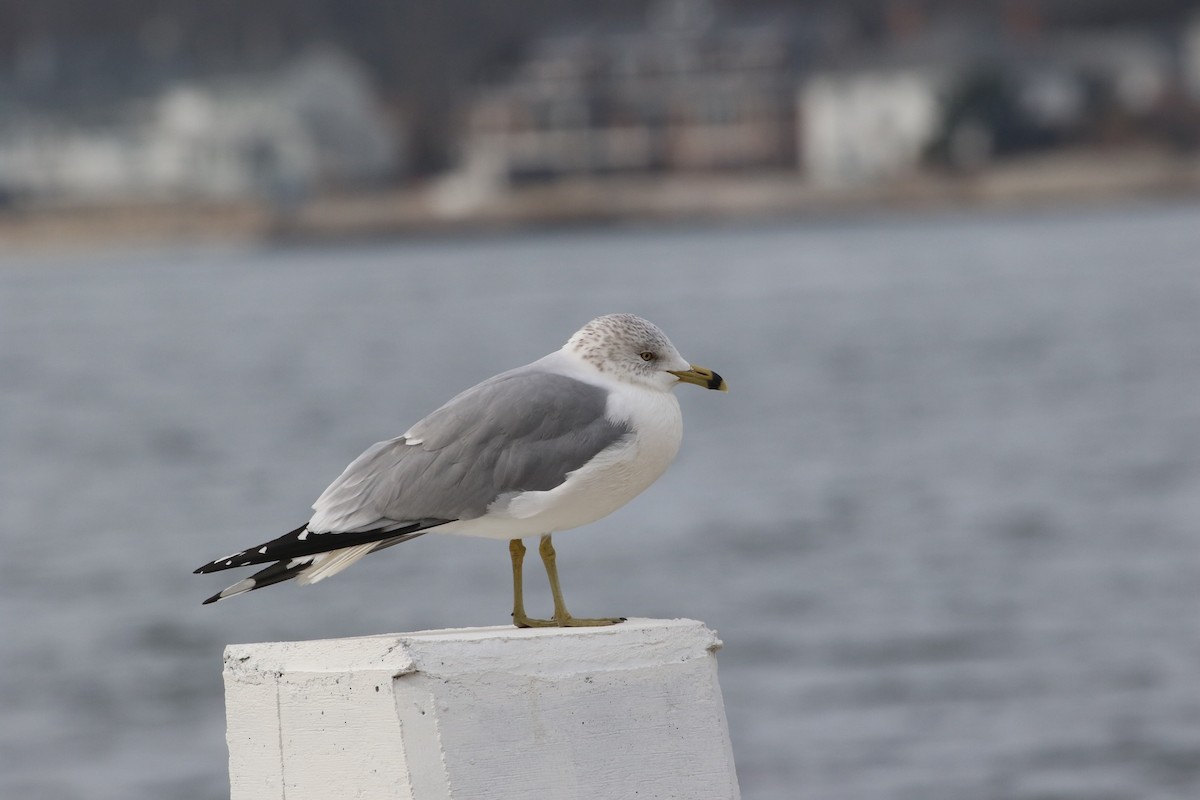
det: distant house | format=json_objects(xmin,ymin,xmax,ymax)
[
  {"xmin": 798, "ymin": 22, "xmax": 1168, "ymax": 182},
  {"xmin": 796, "ymin": 25, "xmax": 1003, "ymax": 184},
  {"xmin": 149, "ymin": 48, "xmax": 402, "ymax": 200},
  {"xmin": 0, "ymin": 48, "xmax": 400, "ymax": 204},
  {"xmin": 800, "ymin": 68, "xmax": 946, "ymax": 185},
  {"xmin": 0, "ymin": 122, "xmax": 143, "ymax": 203},
  {"xmin": 460, "ymin": 0, "xmax": 800, "ymax": 185}
]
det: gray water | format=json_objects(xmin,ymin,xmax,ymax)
[{"xmin": 2, "ymin": 203, "xmax": 1199, "ymax": 800}]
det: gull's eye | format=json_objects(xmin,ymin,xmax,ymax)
[{"xmin": 639, "ymin": 351, "xmax": 655, "ymax": 361}]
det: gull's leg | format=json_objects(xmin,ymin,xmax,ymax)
[
  {"xmin": 538, "ymin": 534, "xmax": 625, "ymax": 627},
  {"xmin": 509, "ymin": 538, "xmax": 539, "ymax": 628}
]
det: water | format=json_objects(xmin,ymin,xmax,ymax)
[{"xmin": 2, "ymin": 203, "xmax": 1199, "ymax": 800}]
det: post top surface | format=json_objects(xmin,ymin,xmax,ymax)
[{"xmin": 224, "ymin": 617, "xmax": 721, "ymax": 677}]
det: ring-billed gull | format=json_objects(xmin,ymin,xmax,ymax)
[{"xmin": 195, "ymin": 313, "xmax": 727, "ymax": 627}]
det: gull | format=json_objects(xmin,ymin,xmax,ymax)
[{"xmin": 195, "ymin": 313, "xmax": 727, "ymax": 627}]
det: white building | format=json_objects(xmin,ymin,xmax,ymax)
[
  {"xmin": 800, "ymin": 69, "xmax": 945, "ymax": 186},
  {"xmin": 0, "ymin": 48, "xmax": 400, "ymax": 204}
]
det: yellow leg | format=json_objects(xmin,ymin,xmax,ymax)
[
  {"xmin": 509, "ymin": 534, "xmax": 624, "ymax": 628},
  {"xmin": 509, "ymin": 539, "xmax": 531, "ymax": 626}
]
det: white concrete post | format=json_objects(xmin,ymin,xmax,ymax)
[{"xmin": 223, "ymin": 617, "xmax": 740, "ymax": 800}]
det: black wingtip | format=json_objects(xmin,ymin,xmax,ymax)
[
  {"xmin": 194, "ymin": 519, "xmax": 452, "ymax": 576},
  {"xmin": 194, "ymin": 555, "xmax": 241, "ymax": 574},
  {"xmin": 201, "ymin": 592, "xmax": 221, "ymax": 605}
]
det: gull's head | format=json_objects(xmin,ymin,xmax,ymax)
[{"xmin": 565, "ymin": 313, "xmax": 728, "ymax": 393}]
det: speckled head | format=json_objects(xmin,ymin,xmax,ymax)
[{"xmin": 565, "ymin": 314, "xmax": 727, "ymax": 393}]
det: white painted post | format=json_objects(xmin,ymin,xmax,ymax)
[{"xmin": 223, "ymin": 617, "xmax": 740, "ymax": 800}]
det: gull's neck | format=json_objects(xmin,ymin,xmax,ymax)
[{"xmin": 537, "ymin": 346, "xmax": 639, "ymax": 392}]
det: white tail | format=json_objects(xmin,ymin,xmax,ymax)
[{"xmin": 296, "ymin": 543, "xmax": 380, "ymax": 585}]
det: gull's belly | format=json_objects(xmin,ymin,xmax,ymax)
[{"xmin": 445, "ymin": 389, "xmax": 684, "ymax": 540}]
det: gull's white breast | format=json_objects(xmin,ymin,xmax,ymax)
[{"xmin": 445, "ymin": 380, "xmax": 684, "ymax": 540}]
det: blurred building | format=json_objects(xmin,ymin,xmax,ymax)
[
  {"xmin": 800, "ymin": 68, "xmax": 947, "ymax": 186},
  {"xmin": 459, "ymin": 0, "xmax": 801, "ymax": 185},
  {"xmin": 794, "ymin": 21, "xmax": 1179, "ymax": 184},
  {"xmin": 0, "ymin": 48, "xmax": 401, "ymax": 205},
  {"xmin": 1, "ymin": 1, "xmax": 1197, "ymax": 208},
  {"xmin": 459, "ymin": 2, "xmax": 1200, "ymax": 192}
]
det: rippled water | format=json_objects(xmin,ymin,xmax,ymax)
[{"xmin": 2, "ymin": 202, "xmax": 1199, "ymax": 800}]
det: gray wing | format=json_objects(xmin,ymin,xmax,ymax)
[{"xmin": 307, "ymin": 368, "xmax": 631, "ymax": 532}]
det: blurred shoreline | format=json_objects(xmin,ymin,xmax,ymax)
[{"xmin": 2, "ymin": 148, "xmax": 1198, "ymax": 251}]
